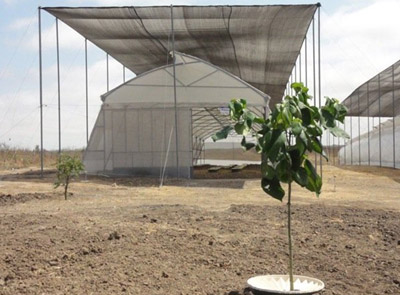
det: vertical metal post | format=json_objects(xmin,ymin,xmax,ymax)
[
  {"xmin": 344, "ymin": 119, "xmax": 347, "ymax": 165},
  {"xmin": 106, "ymin": 53, "xmax": 109, "ymax": 92},
  {"xmin": 85, "ymin": 39, "xmax": 89, "ymax": 145},
  {"xmin": 358, "ymin": 90, "xmax": 361, "ymax": 165},
  {"xmin": 171, "ymin": 5, "xmax": 180, "ymax": 177},
  {"xmin": 332, "ymin": 133, "xmax": 335, "ymax": 165},
  {"xmin": 312, "ymin": 17, "xmax": 317, "ymax": 167},
  {"xmin": 299, "ymin": 46, "xmax": 302, "ymax": 83},
  {"xmin": 38, "ymin": 7, "xmax": 44, "ymax": 177},
  {"xmin": 392, "ymin": 65, "xmax": 396, "ymax": 168},
  {"xmin": 102, "ymin": 107, "xmax": 106, "ymax": 171},
  {"xmin": 305, "ymin": 36, "xmax": 308, "ymax": 85},
  {"xmin": 378, "ymin": 74, "xmax": 382, "ymax": 166},
  {"xmin": 56, "ymin": 18, "xmax": 61, "ymax": 155},
  {"xmin": 317, "ymin": 6, "xmax": 322, "ymax": 176},
  {"xmin": 367, "ymin": 81, "xmax": 370, "ymax": 166},
  {"xmin": 350, "ymin": 114, "xmax": 353, "ymax": 165},
  {"xmin": 290, "ymin": 73, "xmax": 293, "ymax": 95},
  {"xmin": 123, "ymin": 66, "xmax": 126, "ymax": 83}
]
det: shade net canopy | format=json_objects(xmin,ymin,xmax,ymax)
[
  {"xmin": 43, "ymin": 4, "xmax": 318, "ymax": 106},
  {"xmin": 342, "ymin": 59, "xmax": 400, "ymax": 117}
]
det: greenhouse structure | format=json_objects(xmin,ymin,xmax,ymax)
[
  {"xmin": 84, "ymin": 52, "xmax": 269, "ymax": 178},
  {"xmin": 339, "ymin": 59, "xmax": 400, "ymax": 169},
  {"xmin": 38, "ymin": 4, "xmax": 322, "ymax": 178}
]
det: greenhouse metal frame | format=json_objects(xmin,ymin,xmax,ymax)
[
  {"xmin": 38, "ymin": 4, "xmax": 322, "ymax": 178},
  {"xmin": 339, "ymin": 60, "xmax": 400, "ymax": 169}
]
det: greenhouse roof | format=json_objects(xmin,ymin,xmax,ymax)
[
  {"xmin": 343, "ymin": 59, "xmax": 400, "ymax": 117},
  {"xmin": 43, "ymin": 4, "xmax": 318, "ymax": 107}
]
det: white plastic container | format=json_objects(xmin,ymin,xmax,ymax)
[{"xmin": 247, "ymin": 275, "xmax": 325, "ymax": 295}]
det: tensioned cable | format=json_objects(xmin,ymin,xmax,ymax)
[
  {"xmin": 0, "ymin": 107, "xmax": 38, "ymax": 139},
  {"xmin": 320, "ymin": 6, "xmax": 379, "ymax": 82},
  {"xmin": 0, "ymin": 18, "xmax": 56, "ymax": 128},
  {"xmin": 0, "ymin": 11, "xmax": 36, "ymax": 81},
  {"xmin": 130, "ymin": 7, "xmax": 169, "ymax": 54},
  {"xmin": 223, "ymin": 6, "xmax": 242, "ymax": 79}
]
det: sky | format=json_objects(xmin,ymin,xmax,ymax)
[{"xmin": 0, "ymin": 0, "xmax": 399, "ymax": 150}]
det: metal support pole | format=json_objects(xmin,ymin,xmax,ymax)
[
  {"xmin": 392, "ymin": 65, "xmax": 396, "ymax": 168},
  {"xmin": 332, "ymin": 133, "xmax": 335, "ymax": 165},
  {"xmin": 106, "ymin": 53, "xmax": 109, "ymax": 92},
  {"xmin": 171, "ymin": 5, "xmax": 180, "ymax": 178},
  {"xmin": 85, "ymin": 39, "xmax": 89, "ymax": 145},
  {"xmin": 312, "ymin": 17, "xmax": 317, "ymax": 167},
  {"xmin": 123, "ymin": 66, "xmax": 126, "ymax": 83},
  {"xmin": 344, "ymin": 119, "xmax": 347, "ymax": 165},
  {"xmin": 56, "ymin": 18, "xmax": 61, "ymax": 155},
  {"xmin": 350, "ymin": 114, "xmax": 353, "ymax": 165},
  {"xmin": 290, "ymin": 73, "xmax": 293, "ymax": 95},
  {"xmin": 358, "ymin": 91, "xmax": 361, "ymax": 165},
  {"xmin": 318, "ymin": 6, "xmax": 322, "ymax": 176},
  {"xmin": 305, "ymin": 36, "xmax": 308, "ymax": 85},
  {"xmin": 299, "ymin": 46, "xmax": 302, "ymax": 82},
  {"xmin": 367, "ymin": 81, "xmax": 370, "ymax": 166},
  {"xmin": 38, "ymin": 7, "xmax": 44, "ymax": 177},
  {"xmin": 378, "ymin": 74, "xmax": 382, "ymax": 166}
]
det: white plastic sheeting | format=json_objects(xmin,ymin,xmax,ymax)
[
  {"xmin": 339, "ymin": 117, "xmax": 399, "ymax": 168},
  {"xmin": 83, "ymin": 52, "xmax": 269, "ymax": 177}
]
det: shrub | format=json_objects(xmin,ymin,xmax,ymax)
[{"xmin": 54, "ymin": 154, "xmax": 84, "ymax": 200}]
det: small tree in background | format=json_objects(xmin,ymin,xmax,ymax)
[
  {"xmin": 54, "ymin": 154, "xmax": 84, "ymax": 200},
  {"xmin": 213, "ymin": 82, "xmax": 349, "ymax": 290}
]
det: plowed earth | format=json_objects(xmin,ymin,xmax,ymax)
[{"xmin": 0, "ymin": 165, "xmax": 399, "ymax": 295}]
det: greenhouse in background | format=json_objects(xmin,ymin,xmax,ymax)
[{"xmin": 339, "ymin": 59, "xmax": 400, "ymax": 169}]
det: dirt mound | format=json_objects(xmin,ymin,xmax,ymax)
[{"xmin": 0, "ymin": 193, "xmax": 54, "ymax": 206}]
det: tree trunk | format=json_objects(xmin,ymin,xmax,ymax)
[{"xmin": 64, "ymin": 177, "xmax": 69, "ymax": 200}]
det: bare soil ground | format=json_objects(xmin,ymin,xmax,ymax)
[{"xmin": 0, "ymin": 165, "xmax": 399, "ymax": 295}]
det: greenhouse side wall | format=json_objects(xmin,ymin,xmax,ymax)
[
  {"xmin": 84, "ymin": 106, "xmax": 193, "ymax": 178},
  {"xmin": 339, "ymin": 117, "xmax": 400, "ymax": 168}
]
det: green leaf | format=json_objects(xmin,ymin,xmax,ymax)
[
  {"xmin": 267, "ymin": 130, "xmax": 287, "ymax": 162},
  {"xmin": 245, "ymin": 111, "xmax": 256, "ymax": 121},
  {"xmin": 301, "ymin": 108, "xmax": 312, "ymax": 126},
  {"xmin": 292, "ymin": 167, "xmax": 308, "ymax": 187},
  {"xmin": 241, "ymin": 136, "xmax": 255, "ymax": 151},
  {"xmin": 310, "ymin": 137, "xmax": 323, "ymax": 154},
  {"xmin": 321, "ymin": 109, "xmax": 335, "ymax": 128},
  {"xmin": 275, "ymin": 159, "xmax": 290, "ymax": 183},
  {"xmin": 234, "ymin": 122, "xmax": 248, "ymax": 135},
  {"xmin": 288, "ymin": 149, "xmax": 302, "ymax": 170},
  {"xmin": 261, "ymin": 177, "xmax": 285, "ymax": 201},
  {"xmin": 291, "ymin": 120, "xmax": 303, "ymax": 136},
  {"xmin": 254, "ymin": 117, "xmax": 266, "ymax": 124},
  {"xmin": 291, "ymin": 82, "xmax": 303, "ymax": 93},
  {"xmin": 212, "ymin": 126, "xmax": 233, "ymax": 141},
  {"xmin": 295, "ymin": 139, "xmax": 306, "ymax": 156},
  {"xmin": 329, "ymin": 126, "xmax": 350, "ymax": 139},
  {"xmin": 261, "ymin": 161, "xmax": 275, "ymax": 180},
  {"xmin": 298, "ymin": 130, "xmax": 308, "ymax": 147},
  {"xmin": 229, "ymin": 99, "xmax": 246, "ymax": 121},
  {"xmin": 304, "ymin": 159, "xmax": 322, "ymax": 196},
  {"xmin": 334, "ymin": 103, "xmax": 348, "ymax": 123}
]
